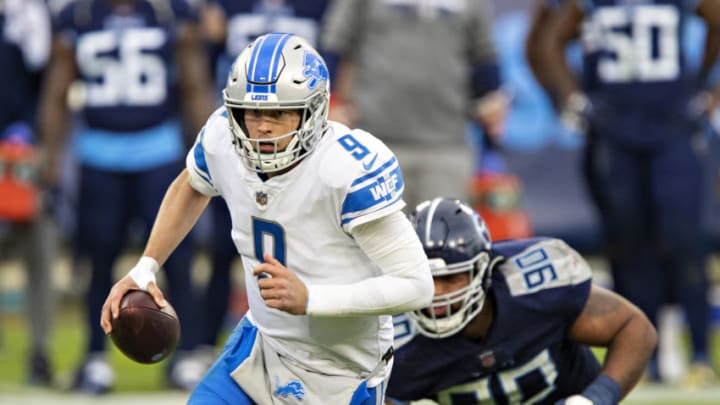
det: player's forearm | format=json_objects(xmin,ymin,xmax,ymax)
[
  {"xmin": 601, "ymin": 310, "xmax": 657, "ymax": 398},
  {"xmin": 38, "ymin": 40, "xmax": 75, "ymax": 185},
  {"xmin": 177, "ymin": 24, "xmax": 214, "ymax": 135},
  {"xmin": 525, "ymin": 4, "xmax": 555, "ymax": 94},
  {"xmin": 542, "ymin": 3, "xmax": 583, "ymax": 104},
  {"xmin": 143, "ymin": 169, "xmax": 211, "ymax": 266},
  {"xmin": 306, "ymin": 211, "xmax": 434, "ymax": 316},
  {"xmin": 306, "ymin": 272, "xmax": 433, "ymax": 316}
]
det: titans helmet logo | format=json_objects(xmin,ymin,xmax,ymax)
[{"xmin": 302, "ymin": 51, "xmax": 329, "ymax": 90}]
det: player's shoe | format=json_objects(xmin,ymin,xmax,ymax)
[
  {"xmin": 72, "ymin": 355, "xmax": 114, "ymax": 395},
  {"xmin": 27, "ymin": 351, "xmax": 52, "ymax": 387},
  {"xmin": 681, "ymin": 362, "xmax": 717, "ymax": 389},
  {"xmin": 167, "ymin": 351, "xmax": 208, "ymax": 391}
]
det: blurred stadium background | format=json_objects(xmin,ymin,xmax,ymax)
[{"xmin": 2, "ymin": 0, "xmax": 720, "ymax": 403}]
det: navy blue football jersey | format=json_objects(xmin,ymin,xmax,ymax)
[
  {"xmin": 580, "ymin": 0, "xmax": 699, "ymax": 117},
  {"xmin": 387, "ymin": 238, "xmax": 601, "ymax": 405},
  {"xmin": 55, "ymin": 0, "xmax": 197, "ymax": 132},
  {"xmin": 0, "ymin": 3, "xmax": 48, "ymax": 131},
  {"xmin": 212, "ymin": 0, "xmax": 329, "ymax": 91}
]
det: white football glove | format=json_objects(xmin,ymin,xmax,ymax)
[
  {"xmin": 560, "ymin": 92, "xmax": 592, "ymax": 135},
  {"xmin": 128, "ymin": 256, "xmax": 160, "ymax": 291},
  {"xmin": 558, "ymin": 395, "xmax": 595, "ymax": 405}
]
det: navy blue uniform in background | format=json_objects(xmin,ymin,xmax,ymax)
[
  {"xmin": 579, "ymin": 0, "xmax": 710, "ymax": 366},
  {"xmin": 55, "ymin": 0, "xmax": 201, "ymax": 362},
  {"xmin": 210, "ymin": 0, "xmax": 329, "ymax": 92},
  {"xmin": 0, "ymin": 15, "xmax": 42, "ymax": 131},
  {"xmin": 388, "ymin": 238, "xmax": 600, "ymax": 404}
]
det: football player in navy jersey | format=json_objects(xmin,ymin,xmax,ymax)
[
  {"xmin": 543, "ymin": 0, "xmax": 720, "ymax": 385},
  {"xmin": 386, "ymin": 198, "xmax": 656, "ymax": 405},
  {"xmin": 37, "ymin": 0, "xmax": 214, "ymax": 393},
  {"xmin": 202, "ymin": 0, "xmax": 330, "ymax": 95},
  {"xmin": 0, "ymin": 0, "xmax": 55, "ymax": 386}
]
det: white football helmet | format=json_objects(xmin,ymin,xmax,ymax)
[
  {"xmin": 223, "ymin": 33, "xmax": 330, "ymax": 173},
  {"xmin": 409, "ymin": 198, "xmax": 493, "ymax": 339}
]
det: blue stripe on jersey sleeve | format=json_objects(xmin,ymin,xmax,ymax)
[
  {"xmin": 192, "ymin": 128, "xmax": 212, "ymax": 183},
  {"xmin": 341, "ymin": 161, "xmax": 404, "ymax": 224}
]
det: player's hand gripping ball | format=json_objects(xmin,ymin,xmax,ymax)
[{"xmin": 110, "ymin": 290, "xmax": 180, "ymax": 364}]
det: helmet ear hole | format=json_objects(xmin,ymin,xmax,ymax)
[{"xmin": 229, "ymin": 108, "xmax": 244, "ymax": 126}]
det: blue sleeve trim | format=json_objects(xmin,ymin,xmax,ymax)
[
  {"xmin": 341, "ymin": 160, "xmax": 405, "ymax": 225},
  {"xmin": 581, "ymin": 374, "xmax": 621, "ymax": 405},
  {"xmin": 471, "ymin": 62, "xmax": 501, "ymax": 98},
  {"xmin": 192, "ymin": 127, "xmax": 212, "ymax": 183}
]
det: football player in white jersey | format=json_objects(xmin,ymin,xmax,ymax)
[{"xmin": 100, "ymin": 32, "xmax": 434, "ymax": 404}]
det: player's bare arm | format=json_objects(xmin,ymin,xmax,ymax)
[
  {"xmin": 543, "ymin": 0, "xmax": 584, "ymax": 105},
  {"xmin": 697, "ymin": 0, "xmax": 720, "ymax": 113},
  {"xmin": 567, "ymin": 285, "xmax": 657, "ymax": 398},
  {"xmin": 100, "ymin": 169, "xmax": 211, "ymax": 334},
  {"xmin": 175, "ymin": 20, "xmax": 214, "ymax": 136},
  {"xmin": 37, "ymin": 36, "xmax": 76, "ymax": 186},
  {"xmin": 142, "ymin": 169, "xmax": 211, "ymax": 264},
  {"xmin": 525, "ymin": 0, "xmax": 556, "ymax": 97},
  {"xmin": 253, "ymin": 252, "xmax": 309, "ymax": 315}
]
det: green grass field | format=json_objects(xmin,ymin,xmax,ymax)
[
  {"xmin": 1, "ymin": 295, "xmax": 720, "ymax": 404},
  {"xmin": 0, "ymin": 299, "xmax": 174, "ymax": 391}
]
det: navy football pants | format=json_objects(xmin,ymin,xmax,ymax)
[
  {"xmin": 585, "ymin": 133, "xmax": 710, "ymax": 361},
  {"xmin": 77, "ymin": 162, "xmax": 200, "ymax": 355}
]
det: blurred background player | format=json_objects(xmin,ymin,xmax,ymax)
[
  {"xmin": 0, "ymin": 0, "xmax": 56, "ymax": 386},
  {"xmin": 387, "ymin": 197, "xmax": 656, "ymax": 405},
  {"xmin": 320, "ymin": 0, "xmax": 510, "ymax": 212},
  {"xmin": 543, "ymin": 0, "xmax": 720, "ymax": 385},
  {"xmin": 37, "ymin": 0, "xmax": 214, "ymax": 393}
]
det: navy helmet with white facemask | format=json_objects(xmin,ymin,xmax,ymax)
[{"xmin": 409, "ymin": 198, "xmax": 493, "ymax": 338}]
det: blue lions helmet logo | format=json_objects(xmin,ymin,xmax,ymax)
[
  {"xmin": 273, "ymin": 376, "xmax": 305, "ymax": 401},
  {"xmin": 303, "ymin": 51, "xmax": 329, "ymax": 90}
]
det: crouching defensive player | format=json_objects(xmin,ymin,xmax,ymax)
[{"xmin": 387, "ymin": 198, "xmax": 657, "ymax": 405}]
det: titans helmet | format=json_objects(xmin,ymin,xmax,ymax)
[
  {"xmin": 409, "ymin": 197, "xmax": 493, "ymax": 338},
  {"xmin": 223, "ymin": 33, "xmax": 330, "ymax": 173}
]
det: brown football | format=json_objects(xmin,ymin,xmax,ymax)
[{"xmin": 110, "ymin": 290, "xmax": 180, "ymax": 364}]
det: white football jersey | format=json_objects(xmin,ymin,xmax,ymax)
[{"xmin": 187, "ymin": 108, "xmax": 405, "ymax": 377}]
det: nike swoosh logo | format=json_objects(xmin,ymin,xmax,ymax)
[{"xmin": 362, "ymin": 153, "xmax": 378, "ymax": 171}]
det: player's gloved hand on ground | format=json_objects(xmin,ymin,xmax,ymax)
[
  {"xmin": 560, "ymin": 91, "xmax": 592, "ymax": 135},
  {"xmin": 100, "ymin": 256, "xmax": 167, "ymax": 334},
  {"xmin": 253, "ymin": 252, "xmax": 309, "ymax": 315}
]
